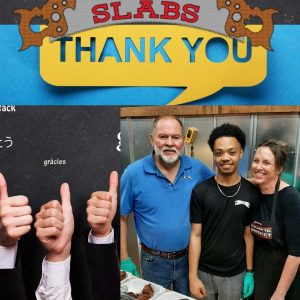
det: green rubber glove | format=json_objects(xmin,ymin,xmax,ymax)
[
  {"xmin": 243, "ymin": 271, "xmax": 254, "ymax": 298},
  {"xmin": 121, "ymin": 257, "xmax": 140, "ymax": 277}
]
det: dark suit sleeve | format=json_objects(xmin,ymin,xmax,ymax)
[
  {"xmin": 0, "ymin": 254, "xmax": 27, "ymax": 300},
  {"xmin": 86, "ymin": 241, "xmax": 120, "ymax": 300}
]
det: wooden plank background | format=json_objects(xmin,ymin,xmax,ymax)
[{"xmin": 121, "ymin": 106, "xmax": 300, "ymax": 118}]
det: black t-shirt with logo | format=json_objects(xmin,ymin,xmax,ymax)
[
  {"xmin": 251, "ymin": 186, "xmax": 300, "ymax": 300},
  {"xmin": 252, "ymin": 186, "xmax": 300, "ymax": 256},
  {"xmin": 190, "ymin": 176, "xmax": 259, "ymax": 276}
]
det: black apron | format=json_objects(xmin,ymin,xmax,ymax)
[{"xmin": 250, "ymin": 179, "xmax": 300, "ymax": 300}]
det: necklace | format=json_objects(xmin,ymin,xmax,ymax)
[{"xmin": 216, "ymin": 178, "xmax": 242, "ymax": 198}]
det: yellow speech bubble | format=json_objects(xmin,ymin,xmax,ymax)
[{"xmin": 40, "ymin": 25, "xmax": 267, "ymax": 104}]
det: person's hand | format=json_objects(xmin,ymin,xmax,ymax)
[
  {"xmin": 243, "ymin": 271, "xmax": 254, "ymax": 298},
  {"xmin": 121, "ymin": 257, "xmax": 140, "ymax": 277},
  {"xmin": 189, "ymin": 276, "xmax": 207, "ymax": 299},
  {"xmin": 35, "ymin": 183, "xmax": 74, "ymax": 262},
  {"xmin": 86, "ymin": 171, "xmax": 118, "ymax": 238},
  {"xmin": 0, "ymin": 173, "xmax": 33, "ymax": 247}
]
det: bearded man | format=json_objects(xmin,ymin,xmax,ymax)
[{"xmin": 120, "ymin": 115, "xmax": 213, "ymax": 296}]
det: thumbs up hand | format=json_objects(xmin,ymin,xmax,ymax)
[
  {"xmin": 35, "ymin": 183, "xmax": 74, "ymax": 262},
  {"xmin": 0, "ymin": 173, "xmax": 33, "ymax": 247},
  {"xmin": 86, "ymin": 171, "xmax": 118, "ymax": 238}
]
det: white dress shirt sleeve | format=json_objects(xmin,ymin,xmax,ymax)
[
  {"xmin": 88, "ymin": 228, "xmax": 114, "ymax": 244},
  {"xmin": 0, "ymin": 244, "xmax": 18, "ymax": 269},
  {"xmin": 35, "ymin": 256, "xmax": 72, "ymax": 300},
  {"xmin": 35, "ymin": 228, "xmax": 115, "ymax": 300}
]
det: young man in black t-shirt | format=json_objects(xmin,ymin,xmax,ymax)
[{"xmin": 189, "ymin": 123, "xmax": 258, "ymax": 300}]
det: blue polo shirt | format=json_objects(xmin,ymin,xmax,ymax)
[{"xmin": 121, "ymin": 154, "xmax": 213, "ymax": 252}]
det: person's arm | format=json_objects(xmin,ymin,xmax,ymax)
[
  {"xmin": 35, "ymin": 183, "xmax": 74, "ymax": 300},
  {"xmin": 270, "ymin": 187, "xmax": 300, "ymax": 300},
  {"xmin": 36, "ymin": 257, "xmax": 71, "ymax": 300},
  {"xmin": 0, "ymin": 173, "xmax": 31, "ymax": 300},
  {"xmin": 120, "ymin": 167, "xmax": 131, "ymax": 261},
  {"xmin": 86, "ymin": 171, "xmax": 118, "ymax": 239},
  {"xmin": 271, "ymin": 255, "xmax": 300, "ymax": 300},
  {"xmin": 188, "ymin": 223, "xmax": 207, "ymax": 299},
  {"xmin": 0, "ymin": 245, "xmax": 27, "ymax": 300},
  {"xmin": 120, "ymin": 215, "xmax": 129, "ymax": 261},
  {"xmin": 0, "ymin": 244, "xmax": 18, "ymax": 269},
  {"xmin": 120, "ymin": 215, "xmax": 139, "ymax": 276},
  {"xmin": 85, "ymin": 236, "xmax": 119, "ymax": 300},
  {"xmin": 244, "ymin": 226, "xmax": 254, "ymax": 271},
  {"xmin": 243, "ymin": 226, "xmax": 255, "ymax": 298},
  {"xmin": 88, "ymin": 228, "xmax": 114, "ymax": 244},
  {"xmin": 86, "ymin": 171, "xmax": 119, "ymax": 300},
  {"xmin": 120, "ymin": 168, "xmax": 139, "ymax": 276}
]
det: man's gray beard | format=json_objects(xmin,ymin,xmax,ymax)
[
  {"xmin": 154, "ymin": 146, "xmax": 182, "ymax": 166},
  {"xmin": 158, "ymin": 153, "xmax": 180, "ymax": 166}
]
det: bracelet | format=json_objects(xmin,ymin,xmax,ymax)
[{"xmin": 246, "ymin": 268, "xmax": 254, "ymax": 273}]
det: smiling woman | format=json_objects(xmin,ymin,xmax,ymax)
[{"xmin": 250, "ymin": 139, "xmax": 300, "ymax": 300}]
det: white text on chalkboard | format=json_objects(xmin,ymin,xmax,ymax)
[
  {"xmin": 0, "ymin": 106, "xmax": 16, "ymax": 112},
  {"xmin": 0, "ymin": 137, "xmax": 13, "ymax": 149},
  {"xmin": 43, "ymin": 159, "xmax": 67, "ymax": 167},
  {"xmin": 117, "ymin": 132, "xmax": 121, "ymax": 152}
]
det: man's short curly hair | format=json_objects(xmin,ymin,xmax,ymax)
[{"xmin": 208, "ymin": 123, "xmax": 246, "ymax": 151}]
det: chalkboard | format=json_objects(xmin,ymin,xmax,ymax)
[{"xmin": 0, "ymin": 106, "xmax": 120, "ymax": 299}]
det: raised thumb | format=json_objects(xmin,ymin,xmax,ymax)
[
  {"xmin": 109, "ymin": 171, "xmax": 118, "ymax": 197},
  {"xmin": 0, "ymin": 173, "xmax": 8, "ymax": 201},
  {"xmin": 60, "ymin": 182, "xmax": 72, "ymax": 213}
]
